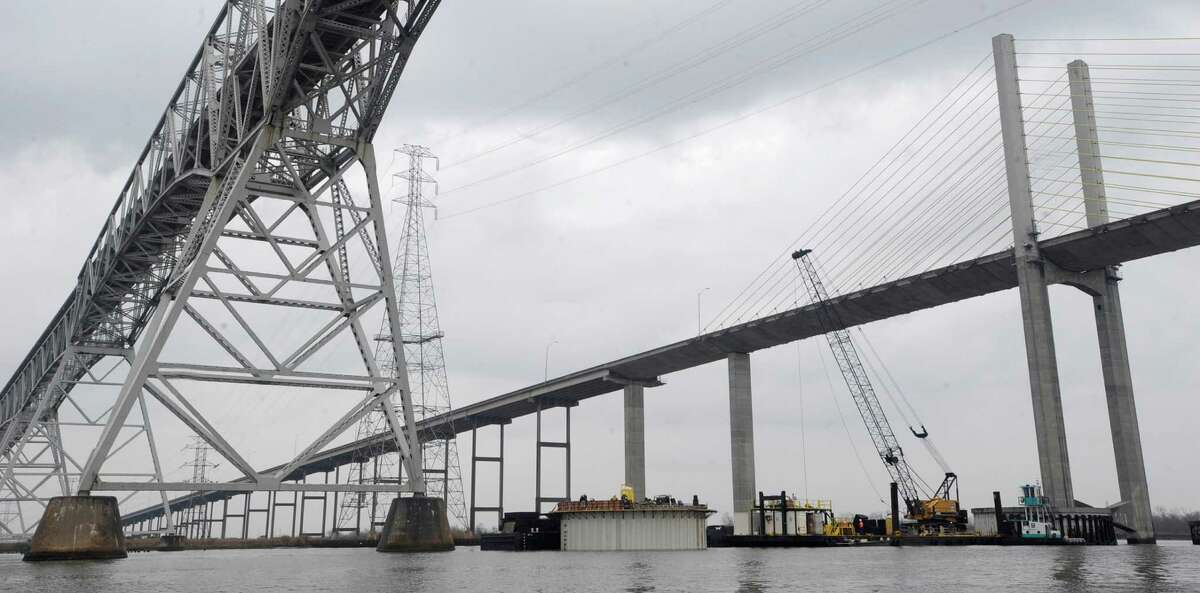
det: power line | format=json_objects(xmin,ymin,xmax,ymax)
[
  {"xmin": 438, "ymin": 0, "xmax": 1036, "ymax": 225},
  {"xmin": 704, "ymin": 53, "xmax": 1000, "ymax": 329},
  {"xmin": 430, "ymin": 0, "xmax": 739, "ymax": 150},
  {"xmin": 440, "ymin": 0, "xmax": 834, "ymax": 170},
  {"xmin": 439, "ymin": 0, "xmax": 922, "ymax": 192}
]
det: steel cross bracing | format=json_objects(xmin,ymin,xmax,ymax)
[
  {"xmin": 0, "ymin": 0, "xmax": 443, "ymax": 533},
  {"xmin": 1, "ymin": 349, "xmax": 173, "ymax": 536},
  {"xmin": 337, "ymin": 145, "xmax": 467, "ymax": 532}
]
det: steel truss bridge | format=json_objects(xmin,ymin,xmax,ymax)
[
  {"xmin": 0, "ymin": 0, "xmax": 443, "ymax": 537},
  {"xmin": 0, "ymin": 2, "xmax": 1196, "ymax": 548}
]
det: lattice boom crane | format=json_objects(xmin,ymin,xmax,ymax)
[{"xmin": 791, "ymin": 249, "xmax": 964, "ymax": 530}]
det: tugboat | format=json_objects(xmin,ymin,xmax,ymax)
[{"xmin": 1016, "ymin": 484, "xmax": 1062, "ymax": 541}]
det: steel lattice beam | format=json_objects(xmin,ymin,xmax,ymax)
[{"xmin": 0, "ymin": 0, "xmax": 441, "ymax": 458}]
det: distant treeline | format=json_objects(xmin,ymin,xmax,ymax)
[{"xmin": 1153, "ymin": 509, "xmax": 1200, "ymax": 538}]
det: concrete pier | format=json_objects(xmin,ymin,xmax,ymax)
[
  {"xmin": 727, "ymin": 352, "xmax": 756, "ymax": 535},
  {"xmin": 1095, "ymin": 279, "xmax": 1155, "ymax": 543},
  {"xmin": 23, "ymin": 496, "xmax": 127, "ymax": 561},
  {"xmin": 159, "ymin": 533, "xmax": 186, "ymax": 551},
  {"xmin": 376, "ymin": 496, "xmax": 454, "ymax": 553},
  {"xmin": 994, "ymin": 33, "xmax": 1075, "ymax": 508},
  {"xmin": 1068, "ymin": 60, "xmax": 1155, "ymax": 543},
  {"xmin": 624, "ymin": 384, "xmax": 646, "ymax": 500}
]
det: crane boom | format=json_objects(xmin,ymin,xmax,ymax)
[{"xmin": 791, "ymin": 249, "xmax": 928, "ymax": 516}]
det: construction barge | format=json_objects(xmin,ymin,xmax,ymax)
[
  {"xmin": 710, "ymin": 485, "xmax": 1103, "ymax": 548},
  {"xmin": 482, "ymin": 488, "xmax": 713, "ymax": 551},
  {"xmin": 482, "ymin": 485, "xmax": 1114, "ymax": 551},
  {"xmin": 552, "ymin": 495, "xmax": 713, "ymax": 551}
]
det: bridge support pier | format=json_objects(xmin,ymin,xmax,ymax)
[
  {"xmin": 1092, "ymin": 277, "xmax": 1154, "ymax": 543},
  {"xmin": 1068, "ymin": 60, "xmax": 1155, "ymax": 543},
  {"xmin": 469, "ymin": 421, "xmax": 507, "ymax": 532},
  {"xmin": 994, "ymin": 33, "xmax": 1075, "ymax": 509},
  {"xmin": 624, "ymin": 384, "xmax": 646, "ymax": 501},
  {"xmin": 376, "ymin": 497, "xmax": 454, "ymax": 553},
  {"xmin": 23, "ymin": 496, "xmax": 126, "ymax": 561},
  {"xmin": 727, "ymin": 352, "xmax": 756, "ymax": 535},
  {"xmin": 535, "ymin": 403, "xmax": 573, "ymax": 513}
]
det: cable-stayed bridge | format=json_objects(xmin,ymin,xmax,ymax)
[
  {"xmin": 116, "ymin": 195, "xmax": 1200, "ymax": 534},
  {"xmin": 0, "ymin": 0, "xmax": 1197, "ymax": 553}
]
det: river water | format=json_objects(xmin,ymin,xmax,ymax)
[{"xmin": 2, "ymin": 541, "xmax": 1198, "ymax": 592}]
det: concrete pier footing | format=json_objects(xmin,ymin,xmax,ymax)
[
  {"xmin": 23, "ymin": 496, "xmax": 127, "ymax": 561},
  {"xmin": 159, "ymin": 533, "xmax": 186, "ymax": 551},
  {"xmin": 376, "ymin": 496, "xmax": 455, "ymax": 553}
]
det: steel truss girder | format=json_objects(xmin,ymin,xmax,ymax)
[
  {"xmin": 1, "ymin": 0, "xmax": 442, "ymax": 463},
  {"xmin": 94, "ymin": 481, "xmax": 414, "ymax": 493}
]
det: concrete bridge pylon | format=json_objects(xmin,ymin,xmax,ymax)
[{"xmin": 993, "ymin": 34, "xmax": 1155, "ymax": 543}]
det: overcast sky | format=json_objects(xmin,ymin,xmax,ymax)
[{"xmin": 2, "ymin": 0, "xmax": 1198, "ymax": 529}]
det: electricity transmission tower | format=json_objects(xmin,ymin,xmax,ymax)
[
  {"xmin": 180, "ymin": 436, "xmax": 219, "ymax": 538},
  {"xmin": 337, "ymin": 145, "xmax": 466, "ymax": 532},
  {"xmin": 0, "ymin": 501, "xmax": 18, "ymax": 540},
  {"xmin": 182, "ymin": 436, "xmax": 219, "ymax": 485}
]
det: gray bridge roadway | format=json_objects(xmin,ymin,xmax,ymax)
[{"xmin": 121, "ymin": 197, "xmax": 1200, "ymax": 525}]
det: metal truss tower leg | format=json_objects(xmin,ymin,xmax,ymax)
[
  {"xmin": 2, "ymin": 347, "xmax": 171, "ymax": 537},
  {"xmin": 67, "ymin": 127, "xmax": 425, "ymax": 507}
]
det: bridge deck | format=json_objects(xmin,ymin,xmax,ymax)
[{"xmin": 120, "ymin": 198, "xmax": 1200, "ymax": 525}]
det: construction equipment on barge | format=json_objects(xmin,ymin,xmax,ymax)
[{"xmin": 792, "ymin": 249, "xmax": 967, "ymax": 534}]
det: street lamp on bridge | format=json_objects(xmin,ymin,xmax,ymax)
[
  {"xmin": 544, "ymin": 339, "xmax": 559, "ymax": 382},
  {"xmin": 697, "ymin": 287, "xmax": 711, "ymax": 335}
]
